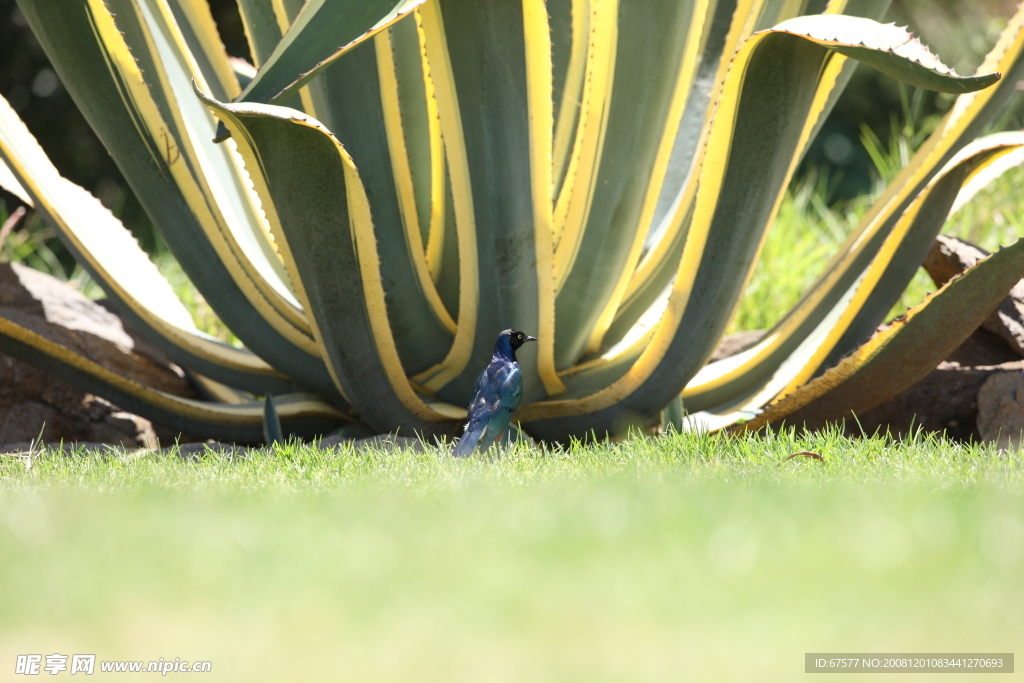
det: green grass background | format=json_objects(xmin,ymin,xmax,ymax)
[{"xmin": 1, "ymin": 431, "xmax": 1022, "ymax": 681}]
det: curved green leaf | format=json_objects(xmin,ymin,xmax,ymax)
[
  {"xmin": 198, "ymin": 91, "xmax": 463, "ymax": 436},
  {"xmin": 553, "ymin": 0, "xmax": 704, "ymax": 368},
  {"xmin": 105, "ymin": 0, "xmax": 303, "ymax": 316},
  {"xmin": 680, "ymin": 133, "xmax": 1024, "ymax": 430},
  {"xmin": 236, "ymin": 0, "xmax": 288, "ymax": 68},
  {"xmin": 586, "ymin": 0, "xmax": 893, "ymax": 360},
  {"xmin": 774, "ymin": 16, "xmax": 1000, "ymax": 93},
  {"xmin": 262, "ymin": 394, "xmax": 284, "ymax": 444},
  {"xmin": 301, "ymin": 34, "xmax": 455, "ymax": 376},
  {"xmin": 413, "ymin": 0, "xmax": 545, "ymax": 404},
  {"xmin": 519, "ymin": 13, "xmax": 1000, "ymax": 441},
  {"xmin": 741, "ymin": 235, "xmax": 1024, "ymax": 431},
  {"xmin": 0, "ymin": 90, "xmax": 302, "ymax": 396},
  {"xmin": 165, "ymin": 0, "xmax": 241, "ymax": 101},
  {"xmin": 0, "ymin": 157, "xmax": 32, "ymax": 207},
  {"xmin": 236, "ymin": 0, "xmax": 427, "ymax": 105},
  {"xmin": 14, "ymin": 0, "xmax": 344, "ymax": 401}
]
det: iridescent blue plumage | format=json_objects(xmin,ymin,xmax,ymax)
[{"xmin": 452, "ymin": 329, "xmax": 536, "ymax": 457}]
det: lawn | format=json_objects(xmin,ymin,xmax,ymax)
[
  {"xmin": 2, "ymin": 61, "xmax": 1024, "ymax": 683},
  {"xmin": 1, "ymin": 430, "xmax": 1021, "ymax": 681}
]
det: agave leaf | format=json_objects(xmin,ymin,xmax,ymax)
[
  {"xmin": 674, "ymin": 9, "xmax": 1024, "ymax": 419},
  {"xmin": 14, "ymin": 0, "xmax": 344, "ymax": 400},
  {"xmin": 165, "ymin": 0, "xmax": 241, "ymax": 100},
  {"xmin": 519, "ymin": 13, "xmax": 1000, "ymax": 441},
  {"xmin": 262, "ymin": 394, "xmax": 284, "ymax": 444},
  {"xmin": 105, "ymin": 0, "xmax": 304, "ymax": 316},
  {"xmin": 375, "ymin": 24, "xmax": 452, "ymax": 319},
  {"xmin": 0, "ymin": 91, "xmax": 301, "ymax": 395},
  {"xmin": 576, "ymin": 0, "xmax": 712, "ymax": 358},
  {"xmin": 199, "ymin": 91, "xmax": 462, "ymax": 436},
  {"xmin": 236, "ymin": 0, "xmax": 427, "ymax": 105},
  {"xmin": 596, "ymin": 0, "xmax": 753, "ymax": 356},
  {"xmin": 414, "ymin": 0, "xmax": 547, "ymax": 403},
  {"xmin": 797, "ymin": 0, "xmax": 893, "ymax": 160},
  {"xmin": 756, "ymin": 0, "xmax": 826, "ymax": 29},
  {"xmin": 0, "ymin": 315, "xmax": 346, "ymax": 442},
  {"xmin": 583, "ymin": 0, "xmax": 891, "ymax": 360},
  {"xmin": 549, "ymin": 0, "xmax": 587, "ymax": 196},
  {"xmin": 611, "ymin": 0, "xmax": 740, "ymax": 301},
  {"xmin": 190, "ymin": 374, "xmax": 254, "ymax": 404},
  {"xmin": 293, "ymin": 33, "xmax": 455, "ymax": 377},
  {"xmin": 739, "ymin": 235, "xmax": 1024, "ymax": 431},
  {"xmin": 410, "ymin": 1, "xmax": 482, "ymax": 399},
  {"xmin": 705, "ymin": 5, "xmax": 1024, "ymax": 396},
  {"xmin": 583, "ymin": 0, "xmax": 850, "ymax": 358},
  {"xmin": 0, "ymin": 157, "xmax": 32, "ymax": 207},
  {"xmin": 386, "ymin": 14, "xmax": 446, "ymax": 275},
  {"xmin": 682, "ymin": 133, "xmax": 1024, "ymax": 428},
  {"xmin": 549, "ymin": 0, "xmax": 616, "ymax": 305},
  {"xmin": 434, "ymin": 166, "xmax": 462, "ymax": 320},
  {"xmin": 230, "ymin": 0, "xmax": 322, "ymax": 122},
  {"xmin": 522, "ymin": 0, "xmax": 562, "ymax": 395},
  {"xmin": 950, "ymin": 145, "xmax": 1024, "ymax": 215},
  {"xmin": 775, "ymin": 16, "xmax": 1000, "ymax": 93},
  {"xmin": 533, "ymin": 6, "xmax": 921, "ymax": 400},
  {"xmin": 553, "ymin": 0, "xmax": 707, "ymax": 370},
  {"xmin": 236, "ymin": 0, "xmax": 289, "ymax": 67}
]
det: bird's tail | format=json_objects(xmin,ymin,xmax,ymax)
[{"xmin": 452, "ymin": 420, "xmax": 485, "ymax": 457}]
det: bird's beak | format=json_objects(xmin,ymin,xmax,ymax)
[{"xmin": 525, "ymin": 336, "xmax": 538, "ymax": 343}]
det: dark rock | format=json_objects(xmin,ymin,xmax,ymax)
[
  {"xmin": 977, "ymin": 370, "xmax": 1024, "ymax": 449},
  {"xmin": 847, "ymin": 355, "xmax": 1024, "ymax": 442},
  {"xmin": 708, "ymin": 329, "xmax": 765, "ymax": 363},
  {"xmin": 945, "ymin": 327, "xmax": 1022, "ymax": 367},
  {"xmin": 806, "ymin": 236, "xmax": 1024, "ymax": 443},
  {"xmin": 0, "ymin": 262, "xmax": 200, "ymax": 448}
]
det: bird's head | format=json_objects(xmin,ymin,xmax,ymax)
[{"xmin": 498, "ymin": 329, "xmax": 537, "ymax": 352}]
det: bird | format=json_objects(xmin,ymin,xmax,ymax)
[{"xmin": 452, "ymin": 329, "xmax": 537, "ymax": 457}]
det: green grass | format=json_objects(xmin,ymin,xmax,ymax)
[{"xmin": 1, "ymin": 431, "xmax": 1022, "ymax": 681}]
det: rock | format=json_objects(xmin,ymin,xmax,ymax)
[
  {"xmin": 945, "ymin": 327, "xmax": 1022, "ymax": 367},
  {"xmin": 0, "ymin": 262, "xmax": 200, "ymax": 447},
  {"xmin": 923, "ymin": 235, "xmax": 1024, "ymax": 357},
  {"xmin": 922, "ymin": 235, "xmax": 989, "ymax": 287},
  {"xmin": 977, "ymin": 370, "xmax": 1024, "ymax": 450},
  {"xmin": 708, "ymin": 329, "xmax": 765, "ymax": 363},
  {"xmin": 849, "ymin": 354, "xmax": 1024, "ymax": 442},
  {"xmin": 841, "ymin": 236, "xmax": 1024, "ymax": 443}
]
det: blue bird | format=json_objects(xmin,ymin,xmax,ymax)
[{"xmin": 452, "ymin": 329, "xmax": 536, "ymax": 457}]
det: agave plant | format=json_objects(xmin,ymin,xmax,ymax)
[{"xmin": 1, "ymin": 0, "xmax": 1024, "ymax": 444}]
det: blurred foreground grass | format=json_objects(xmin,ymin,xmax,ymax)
[{"xmin": 1, "ymin": 430, "xmax": 1022, "ymax": 681}]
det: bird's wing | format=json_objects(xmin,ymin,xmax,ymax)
[
  {"xmin": 454, "ymin": 364, "xmax": 499, "ymax": 457},
  {"xmin": 471, "ymin": 365, "xmax": 486, "ymax": 397},
  {"xmin": 497, "ymin": 365, "xmax": 524, "ymax": 409},
  {"xmin": 477, "ymin": 364, "xmax": 523, "ymax": 451}
]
